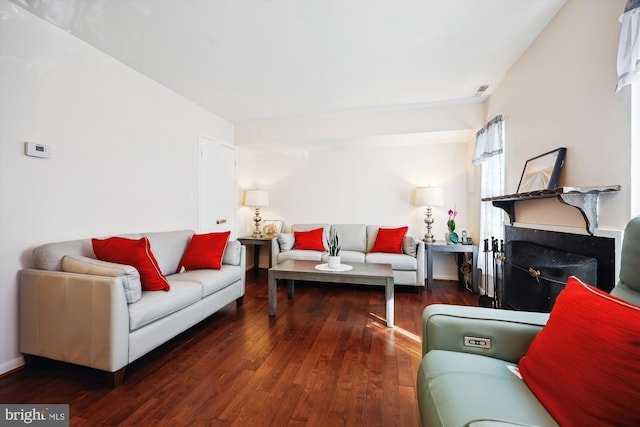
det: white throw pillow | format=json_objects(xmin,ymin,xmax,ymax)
[
  {"xmin": 62, "ymin": 254, "xmax": 142, "ymax": 303},
  {"xmin": 277, "ymin": 233, "xmax": 295, "ymax": 251}
]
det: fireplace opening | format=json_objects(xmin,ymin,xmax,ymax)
[
  {"xmin": 505, "ymin": 241, "xmax": 597, "ymax": 312},
  {"xmin": 501, "ymin": 225, "xmax": 616, "ymax": 313}
]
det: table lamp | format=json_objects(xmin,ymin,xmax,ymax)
[
  {"xmin": 244, "ymin": 190, "xmax": 269, "ymax": 238},
  {"xmin": 414, "ymin": 186, "xmax": 444, "ymax": 244}
]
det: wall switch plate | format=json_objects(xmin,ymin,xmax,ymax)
[
  {"xmin": 464, "ymin": 336, "xmax": 491, "ymax": 349},
  {"xmin": 24, "ymin": 142, "xmax": 51, "ymax": 158}
]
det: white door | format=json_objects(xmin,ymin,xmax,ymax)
[{"xmin": 199, "ymin": 135, "xmax": 236, "ymax": 237}]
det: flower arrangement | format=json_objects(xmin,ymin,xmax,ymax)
[
  {"xmin": 447, "ymin": 208, "xmax": 458, "ymax": 232},
  {"xmin": 447, "ymin": 207, "xmax": 459, "ymax": 244}
]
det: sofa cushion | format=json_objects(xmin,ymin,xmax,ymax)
[
  {"xmin": 370, "ymin": 226, "xmax": 408, "ymax": 254},
  {"xmin": 141, "ymin": 230, "xmax": 192, "ymax": 275},
  {"xmin": 417, "ymin": 350, "xmax": 559, "ymax": 427},
  {"xmin": 277, "ymin": 233, "xmax": 295, "ymax": 251},
  {"xmin": 321, "ymin": 250, "xmax": 366, "ymax": 263},
  {"xmin": 277, "ymin": 249, "xmax": 324, "ymax": 263},
  {"xmin": 292, "ymin": 224, "xmax": 330, "ymax": 249},
  {"xmin": 62, "ymin": 255, "xmax": 142, "ymax": 303},
  {"xmin": 92, "ymin": 237, "xmax": 170, "ymax": 291},
  {"xmin": 177, "ymin": 231, "xmax": 230, "ymax": 272},
  {"xmin": 128, "ymin": 280, "xmax": 202, "ymax": 331},
  {"xmin": 330, "ymin": 224, "xmax": 367, "ymax": 252},
  {"xmin": 365, "ymin": 252, "xmax": 417, "ymax": 270},
  {"xmin": 294, "ymin": 228, "xmax": 325, "ymax": 251},
  {"xmin": 222, "ymin": 240, "xmax": 242, "ymax": 266},
  {"xmin": 403, "ymin": 235, "xmax": 419, "ymax": 257},
  {"xmin": 33, "ymin": 238, "xmax": 97, "ymax": 271},
  {"xmin": 169, "ymin": 266, "xmax": 242, "ymax": 297},
  {"xmin": 518, "ymin": 276, "xmax": 640, "ymax": 427}
]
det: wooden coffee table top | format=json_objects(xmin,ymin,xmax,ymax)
[{"xmin": 270, "ymin": 259, "xmax": 393, "ymax": 280}]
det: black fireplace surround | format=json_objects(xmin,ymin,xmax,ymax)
[{"xmin": 503, "ymin": 225, "xmax": 616, "ymax": 312}]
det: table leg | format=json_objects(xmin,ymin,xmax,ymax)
[
  {"xmin": 288, "ymin": 280, "xmax": 294, "ymax": 298},
  {"xmin": 385, "ymin": 278, "xmax": 394, "ymax": 327},
  {"xmin": 426, "ymin": 248, "xmax": 434, "ymax": 291},
  {"xmin": 253, "ymin": 244, "xmax": 260, "ymax": 271},
  {"xmin": 472, "ymin": 247, "xmax": 479, "ymax": 294},
  {"xmin": 268, "ymin": 270, "xmax": 277, "ymax": 316}
]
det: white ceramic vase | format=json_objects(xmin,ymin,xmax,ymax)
[{"xmin": 328, "ymin": 256, "xmax": 341, "ymax": 269}]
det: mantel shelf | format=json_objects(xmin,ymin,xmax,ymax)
[{"xmin": 482, "ymin": 185, "xmax": 621, "ymax": 235}]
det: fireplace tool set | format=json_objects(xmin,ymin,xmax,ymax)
[{"xmin": 479, "ymin": 237, "xmax": 505, "ymax": 308}]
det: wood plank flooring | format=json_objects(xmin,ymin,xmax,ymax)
[{"xmin": 0, "ymin": 270, "xmax": 477, "ymax": 426}]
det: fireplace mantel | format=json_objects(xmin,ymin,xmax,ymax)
[{"xmin": 483, "ymin": 185, "xmax": 621, "ymax": 235}]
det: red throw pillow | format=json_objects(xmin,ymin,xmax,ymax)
[
  {"xmin": 370, "ymin": 226, "xmax": 408, "ymax": 254},
  {"xmin": 177, "ymin": 231, "xmax": 230, "ymax": 271},
  {"xmin": 294, "ymin": 228, "xmax": 325, "ymax": 251},
  {"xmin": 518, "ymin": 276, "xmax": 640, "ymax": 427},
  {"xmin": 92, "ymin": 237, "xmax": 170, "ymax": 291}
]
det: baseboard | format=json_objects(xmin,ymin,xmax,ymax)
[{"xmin": 0, "ymin": 355, "xmax": 25, "ymax": 377}]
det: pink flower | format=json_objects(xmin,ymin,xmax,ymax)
[{"xmin": 448, "ymin": 209, "xmax": 457, "ymax": 217}]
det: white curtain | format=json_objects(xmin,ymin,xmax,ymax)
[
  {"xmin": 473, "ymin": 115, "xmax": 504, "ymax": 164},
  {"xmin": 473, "ymin": 116, "xmax": 505, "ymax": 295},
  {"xmin": 616, "ymin": 0, "xmax": 640, "ymax": 92}
]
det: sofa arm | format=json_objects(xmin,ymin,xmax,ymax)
[
  {"xmin": 271, "ymin": 237, "xmax": 281, "ymax": 265},
  {"xmin": 422, "ymin": 304, "xmax": 549, "ymax": 363},
  {"xmin": 416, "ymin": 240, "xmax": 425, "ymax": 285},
  {"xmin": 20, "ymin": 269, "xmax": 130, "ymax": 373}
]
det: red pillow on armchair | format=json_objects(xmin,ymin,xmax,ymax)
[{"xmin": 518, "ymin": 276, "xmax": 640, "ymax": 427}]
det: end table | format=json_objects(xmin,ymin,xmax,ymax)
[
  {"xmin": 238, "ymin": 236, "xmax": 276, "ymax": 271},
  {"xmin": 425, "ymin": 242, "xmax": 479, "ymax": 293}
]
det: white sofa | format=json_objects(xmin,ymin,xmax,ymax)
[
  {"xmin": 19, "ymin": 230, "xmax": 246, "ymax": 386},
  {"xmin": 273, "ymin": 224, "xmax": 425, "ymax": 287}
]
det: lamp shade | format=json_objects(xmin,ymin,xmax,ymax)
[
  {"xmin": 244, "ymin": 189, "xmax": 269, "ymax": 207},
  {"xmin": 414, "ymin": 187, "xmax": 444, "ymax": 207}
]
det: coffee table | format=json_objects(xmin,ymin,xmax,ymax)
[{"xmin": 267, "ymin": 260, "xmax": 395, "ymax": 327}]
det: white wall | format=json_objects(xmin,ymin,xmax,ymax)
[
  {"xmin": 485, "ymin": 0, "xmax": 632, "ymax": 233},
  {"xmin": 0, "ymin": 3, "xmax": 234, "ymax": 375}
]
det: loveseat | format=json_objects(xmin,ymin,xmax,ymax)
[
  {"xmin": 19, "ymin": 230, "xmax": 246, "ymax": 386},
  {"xmin": 417, "ymin": 216, "xmax": 640, "ymax": 426},
  {"xmin": 273, "ymin": 224, "xmax": 425, "ymax": 286}
]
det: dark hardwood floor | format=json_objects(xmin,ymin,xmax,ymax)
[{"xmin": 1, "ymin": 270, "xmax": 477, "ymax": 426}]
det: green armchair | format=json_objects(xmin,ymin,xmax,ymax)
[{"xmin": 417, "ymin": 217, "xmax": 640, "ymax": 427}]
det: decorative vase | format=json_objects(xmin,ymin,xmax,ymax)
[
  {"xmin": 328, "ymin": 256, "xmax": 341, "ymax": 269},
  {"xmin": 447, "ymin": 218, "xmax": 459, "ymax": 244}
]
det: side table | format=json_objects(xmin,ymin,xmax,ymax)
[
  {"xmin": 237, "ymin": 236, "xmax": 276, "ymax": 271},
  {"xmin": 425, "ymin": 242, "xmax": 479, "ymax": 293}
]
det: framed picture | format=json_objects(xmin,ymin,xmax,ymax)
[
  {"xmin": 517, "ymin": 147, "xmax": 566, "ymax": 194},
  {"xmin": 262, "ymin": 220, "xmax": 283, "ymax": 236}
]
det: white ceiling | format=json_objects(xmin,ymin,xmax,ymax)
[{"xmin": 11, "ymin": 0, "xmax": 566, "ymax": 124}]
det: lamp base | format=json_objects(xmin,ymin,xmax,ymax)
[
  {"xmin": 252, "ymin": 207, "xmax": 263, "ymax": 238},
  {"xmin": 424, "ymin": 207, "xmax": 436, "ymax": 244}
]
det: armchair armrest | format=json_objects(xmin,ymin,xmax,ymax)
[{"xmin": 422, "ymin": 304, "xmax": 549, "ymax": 363}]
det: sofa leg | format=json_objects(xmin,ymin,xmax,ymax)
[
  {"xmin": 236, "ymin": 296, "xmax": 244, "ymax": 307},
  {"xmin": 108, "ymin": 368, "xmax": 126, "ymax": 388}
]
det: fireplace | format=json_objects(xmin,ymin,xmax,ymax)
[{"xmin": 502, "ymin": 225, "xmax": 616, "ymax": 312}]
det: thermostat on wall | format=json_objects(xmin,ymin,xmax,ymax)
[{"xmin": 24, "ymin": 142, "xmax": 51, "ymax": 158}]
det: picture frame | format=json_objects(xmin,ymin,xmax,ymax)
[
  {"xmin": 516, "ymin": 147, "xmax": 566, "ymax": 194},
  {"xmin": 262, "ymin": 219, "xmax": 283, "ymax": 237}
]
